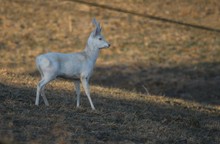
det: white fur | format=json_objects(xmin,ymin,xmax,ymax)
[{"xmin": 35, "ymin": 18, "xmax": 110, "ymax": 110}]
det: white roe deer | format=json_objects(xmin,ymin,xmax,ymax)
[{"xmin": 35, "ymin": 18, "xmax": 110, "ymax": 110}]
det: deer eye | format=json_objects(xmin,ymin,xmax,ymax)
[{"xmin": 99, "ymin": 38, "xmax": 102, "ymax": 40}]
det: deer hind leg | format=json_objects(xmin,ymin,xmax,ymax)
[
  {"xmin": 35, "ymin": 76, "xmax": 54, "ymax": 106},
  {"xmin": 41, "ymin": 86, "xmax": 49, "ymax": 106},
  {"xmin": 36, "ymin": 79, "xmax": 44, "ymax": 106},
  {"xmin": 37, "ymin": 71, "xmax": 49, "ymax": 106},
  {"xmin": 81, "ymin": 78, "xmax": 95, "ymax": 110},
  {"xmin": 73, "ymin": 80, "xmax": 80, "ymax": 107},
  {"xmin": 36, "ymin": 57, "xmax": 57, "ymax": 106}
]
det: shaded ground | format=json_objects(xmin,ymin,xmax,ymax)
[
  {"xmin": 0, "ymin": 80, "xmax": 219, "ymax": 143},
  {"xmin": 93, "ymin": 62, "xmax": 220, "ymax": 105},
  {"xmin": 30, "ymin": 61, "xmax": 220, "ymax": 105}
]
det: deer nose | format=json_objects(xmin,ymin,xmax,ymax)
[{"xmin": 108, "ymin": 43, "xmax": 111, "ymax": 47}]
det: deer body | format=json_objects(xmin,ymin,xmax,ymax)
[{"xmin": 35, "ymin": 19, "xmax": 110, "ymax": 110}]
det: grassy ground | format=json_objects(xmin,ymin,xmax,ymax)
[{"xmin": 0, "ymin": 0, "xmax": 220, "ymax": 143}]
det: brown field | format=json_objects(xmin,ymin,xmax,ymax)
[{"xmin": 0, "ymin": 0, "xmax": 220, "ymax": 143}]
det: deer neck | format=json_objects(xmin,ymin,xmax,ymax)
[{"xmin": 84, "ymin": 44, "xmax": 100, "ymax": 64}]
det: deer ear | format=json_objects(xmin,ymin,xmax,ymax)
[
  {"xmin": 92, "ymin": 18, "xmax": 98, "ymax": 26},
  {"xmin": 92, "ymin": 18, "xmax": 101, "ymax": 37},
  {"xmin": 92, "ymin": 18, "xmax": 101, "ymax": 28}
]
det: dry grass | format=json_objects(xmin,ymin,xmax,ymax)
[{"xmin": 0, "ymin": 0, "xmax": 220, "ymax": 143}]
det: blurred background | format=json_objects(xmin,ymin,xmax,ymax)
[{"xmin": 0, "ymin": 0, "xmax": 220, "ymax": 104}]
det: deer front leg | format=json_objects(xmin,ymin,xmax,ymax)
[
  {"xmin": 73, "ymin": 80, "xmax": 80, "ymax": 108},
  {"xmin": 81, "ymin": 77, "xmax": 95, "ymax": 110}
]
